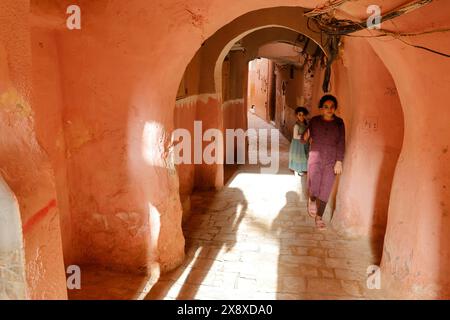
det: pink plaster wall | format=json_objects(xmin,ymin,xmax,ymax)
[
  {"xmin": 175, "ymin": 47, "xmax": 247, "ymax": 218},
  {"xmin": 223, "ymin": 100, "xmax": 247, "ymax": 135},
  {"xmin": 366, "ymin": 4, "xmax": 450, "ymax": 297},
  {"xmin": 1, "ymin": 0, "xmax": 67, "ymax": 299},
  {"xmin": 282, "ymin": 65, "xmax": 306, "ymax": 139},
  {"xmin": 174, "ymin": 97, "xmax": 197, "ymax": 220},
  {"xmin": 223, "ymin": 99, "xmax": 247, "ymax": 164},
  {"xmin": 223, "ymin": 50, "xmax": 248, "ymax": 166},
  {"xmin": 30, "ymin": 0, "xmax": 192, "ymax": 274},
  {"xmin": 312, "ymin": 1, "xmax": 450, "ymax": 298},
  {"xmin": 31, "ymin": 27, "xmax": 73, "ymax": 266},
  {"xmin": 194, "ymin": 96, "xmax": 224, "ymax": 190},
  {"xmin": 174, "ymin": 94, "xmax": 227, "ymax": 218},
  {"xmin": 332, "ymin": 38, "xmax": 404, "ymax": 242}
]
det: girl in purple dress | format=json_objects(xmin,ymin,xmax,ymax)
[{"xmin": 301, "ymin": 95, "xmax": 345, "ymax": 230}]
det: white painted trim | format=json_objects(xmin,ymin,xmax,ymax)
[
  {"xmin": 175, "ymin": 93, "xmax": 219, "ymax": 107},
  {"xmin": 222, "ymin": 98, "xmax": 245, "ymax": 108}
]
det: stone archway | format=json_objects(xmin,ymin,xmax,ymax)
[
  {"xmin": 210, "ymin": 7, "xmax": 330, "ymax": 100},
  {"xmin": 176, "ymin": 7, "xmax": 330, "ymax": 186}
]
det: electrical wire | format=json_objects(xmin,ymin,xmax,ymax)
[
  {"xmin": 344, "ymin": 34, "xmax": 450, "ymax": 57},
  {"xmin": 396, "ymin": 37, "xmax": 450, "ymax": 57},
  {"xmin": 342, "ymin": 27, "xmax": 450, "ymax": 57},
  {"xmin": 306, "ymin": 0, "xmax": 450, "ymax": 58},
  {"xmin": 304, "ymin": 0, "xmax": 450, "ymax": 92},
  {"xmin": 345, "ymin": 27, "xmax": 450, "ymax": 38},
  {"xmin": 304, "ymin": 0, "xmax": 353, "ymax": 18}
]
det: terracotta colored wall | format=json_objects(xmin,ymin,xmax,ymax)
[
  {"xmin": 174, "ymin": 94, "xmax": 224, "ymax": 193},
  {"xmin": 30, "ymin": 27, "xmax": 73, "ymax": 266},
  {"xmin": 38, "ymin": 0, "xmax": 188, "ymax": 274},
  {"xmin": 223, "ymin": 99, "xmax": 246, "ymax": 163},
  {"xmin": 175, "ymin": 53, "xmax": 202, "ymax": 220},
  {"xmin": 1, "ymin": 0, "xmax": 67, "ymax": 299},
  {"xmin": 228, "ymin": 51, "xmax": 247, "ymax": 101},
  {"xmin": 309, "ymin": 61, "xmax": 330, "ymax": 118},
  {"xmin": 258, "ymin": 42, "xmax": 303, "ymax": 59},
  {"xmin": 175, "ymin": 46, "xmax": 225, "ymax": 194},
  {"xmin": 283, "ymin": 65, "xmax": 306, "ymax": 139},
  {"xmin": 176, "ymin": 41, "xmax": 247, "ymax": 198},
  {"xmin": 223, "ymin": 49, "xmax": 247, "ymax": 163},
  {"xmin": 331, "ymin": 38, "xmax": 404, "ymax": 243},
  {"xmin": 243, "ymin": 28, "xmax": 300, "ymax": 59},
  {"xmin": 174, "ymin": 97, "xmax": 197, "ymax": 221},
  {"xmin": 366, "ymin": 4, "xmax": 450, "ymax": 298},
  {"xmin": 306, "ymin": 1, "xmax": 450, "ymax": 298},
  {"xmin": 194, "ymin": 95, "xmax": 224, "ymax": 189}
]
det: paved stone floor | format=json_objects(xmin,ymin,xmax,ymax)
[
  {"xmin": 70, "ymin": 113, "xmax": 384, "ymax": 300},
  {"xmin": 68, "ymin": 265, "xmax": 152, "ymax": 300}
]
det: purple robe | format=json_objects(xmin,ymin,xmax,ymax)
[{"xmin": 302, "ymin": 115, "xmax": 345, "ymax": 202}]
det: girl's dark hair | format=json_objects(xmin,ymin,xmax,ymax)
[
  {"xmin": 295, "ymin": 106, "xmax": 309, "ymax": 116},
  {"xmin": 318, "ymin": 94, "xmax": 338, "ymax": 109}
]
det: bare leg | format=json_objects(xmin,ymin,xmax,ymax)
[{"xmin": 315, "ymin": 199, "xmax": 327, "ymax": 230}]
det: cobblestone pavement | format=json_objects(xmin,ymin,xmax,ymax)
[{"xmin": 146, "ymin": 113, "xmax": 383, "ymax": 300}]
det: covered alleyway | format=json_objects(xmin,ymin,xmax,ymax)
[{"xmin": 1, "ymin": 0, "xmax": 450, "ymax": 300}]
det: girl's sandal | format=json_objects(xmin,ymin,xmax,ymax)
[{"xmin": 315, "ymin": 218, "xmax": 327, "ymax": 231}]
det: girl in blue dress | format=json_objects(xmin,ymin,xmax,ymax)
[{"xmin": 289, "ymin": 106, "xmax": 310, "ymax": 176}]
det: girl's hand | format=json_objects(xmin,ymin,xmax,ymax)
[
  {"xmin": 334, "ymin": 161, "xmax": 343, "ymax": 175},
  {"xmin": 303, "ymin": 129, "xmax": 310, "ymax": 142}
]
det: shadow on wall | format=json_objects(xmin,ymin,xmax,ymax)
[{"xmin": 370, "ymin": 145, "xmax": 403, "ymax": 264}]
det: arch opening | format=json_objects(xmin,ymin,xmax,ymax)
[{"xmin": 173, "ymin": 13, "xmax": 327, "ymax": 222}]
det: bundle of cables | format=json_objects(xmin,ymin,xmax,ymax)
[
  {"xmin": 307, "ymin": 0, "xmax": 434, "ymax": 35},
  {"xmin": 304, "ymin": 0, "xmax": 449, "ymax": 92}
]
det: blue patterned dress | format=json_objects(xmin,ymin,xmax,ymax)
[{"xmin": 289, "ymin": 121, "xmax": 309, "ymax": 173}]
